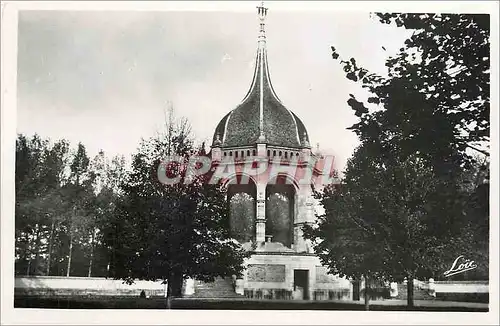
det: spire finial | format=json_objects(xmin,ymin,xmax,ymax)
[
  {"xmin": 213, "ymin": 132, "xmax": 222, "ymax": 147},
  {"xmin": 302, "ymin": 131, "xmax": 310, "ymax": 148},
  {"xmin": 257, "ymin": 1, "xmax": 267, "ymax": 20},
  {"xmin": 257, "ymin": 1, "xmax": 268, "ymax": 41}
]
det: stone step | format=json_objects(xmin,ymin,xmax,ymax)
[{"xmin": 190, "ymin": 277, "xmax": 244, "ymax": 299}]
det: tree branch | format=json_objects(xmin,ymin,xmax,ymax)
[{"xmin": 466, "ymin": 144, "xmax": 489, "ymax": 157}]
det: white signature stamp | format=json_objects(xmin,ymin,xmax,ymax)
[{"xmin": 444, "ymin": 255, "xmax": 478, "ymax": 277}]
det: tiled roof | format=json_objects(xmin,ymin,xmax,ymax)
[{"xmin": 212, "ymin": 45, "xmax": 310, "ymax": 149}]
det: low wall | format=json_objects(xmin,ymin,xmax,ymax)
[
  {"xmin": 434, "ymin": 280, "xmax": 489, "ymax": 293},
  {"xmin": 15, "ymin": 276, "xmax": 166, "ymax": 297}
]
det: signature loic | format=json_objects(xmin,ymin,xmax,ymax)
[{"xmin": 443, "ymin": 255, "xmax": 478, "ymax": 277}]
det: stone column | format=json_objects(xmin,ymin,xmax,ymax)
[
  {"xmin": 293, "ymin": 186, "xmax": 315, "ymax": 253},
  {"xmin": 428, "ymin": 278, "xmax": 436, "ymax": 297},
  {"xmin": 390, "ymin": 282, "xmax": 398, "ymax": 298},
  {"xmin": 235, "ymin": 279, "xmax": 245, "ymax": 295},
  {"xmin": 256, "ymin": 143, "xmax": 266, "ymax": 157},
  {"xmin": 305, "ymin": 193, "xmax": 314, "ymax": 222},
  {"xmin": 255, "ymin": 183, "xmax": 266, "ymax": 243},
  {"xmin": 184, "ymin": 278, "xmax": 195, "ymax": 296}
]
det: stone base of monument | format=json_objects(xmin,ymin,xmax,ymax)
[
  {"xmin": 240, "ymin": 252, "xmax": 353, "ymax": 301},
  {"xmin": 189, "ymin": 277, "xmax": 244, "ymax": 298}
]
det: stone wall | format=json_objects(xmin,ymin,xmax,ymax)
[
  {"xmin": 15, "ymin": 276, "xmax": 166, "ymax": 297},
  {"xmin": 433, "ymin": 280, "xmax": 489, "ymax": 293}
]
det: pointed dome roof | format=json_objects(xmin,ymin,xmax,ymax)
[{"xmin": 212, "ymin": 5, "xmax": 310, "ymax": 149}]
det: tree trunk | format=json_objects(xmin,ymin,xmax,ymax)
[
  {"xmin": 364, "ymin": 275, "xmax": 370, "ymax": 311},
  {"xmin": 166, "ymin": 271, "xmax": 183, "ymax": 299},
  {"xmin": 165, "ymin": 271, "xmax": 183, "ymax": 309},
  {"xmin": 26, "ymin": 259, "xmax": 31, "ymax": 276},
  {"xmin": 33, "ymin": 224, "xmax": 41, "ymax": 275},
  {"xmin": 46, "ymin": 219, "xmax": 56, "ymax": 275},
  {"xmin": 407, "ymin": 276, "xmax": 414, "ymax": 308},
  {"xmin": 353, "ymin": 279, "xmax": 361, "ymax": 301},
  {"xmin": 88, "ymin": 227, "xmax": 96, "ymax": 277},
  {"xmin": 25, "ymin": 233, "xmax": 31, "ymax": 276},
  {"xmin": 66, "ymin": 227, "xmax": 73, "ymax": 277}
]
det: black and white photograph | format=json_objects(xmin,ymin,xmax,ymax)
[{"xmin": 1, "ymin": 1, "xmax": 498, "ymax": 325}]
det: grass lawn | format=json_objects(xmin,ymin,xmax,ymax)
[{"xmin": 14, "ymin": 295, "xmax": 488, "ymax": 312}]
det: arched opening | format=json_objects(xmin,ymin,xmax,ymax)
[
  {"xmin": 227, "ymin": 177, "xmax": 257, "ymax": 244},
  {"xmin": 265, "ymin": 176, "xmax": 295, "ymax": 248}
]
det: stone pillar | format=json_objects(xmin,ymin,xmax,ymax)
[
  {"xmin": 304, "ymin": 194, "xmax": 315, "ymax": 253},
  {"xmin": 428, "ymin": 278, "xmax": 436, "ymax": 297},
  {"xmin": 235, "ymin": 279, "xmax": 244, "ymax": 295},
  {"xmin": 305, "ymin": 193, "xmax": 314, "ymax": 222},
  {"xmin": 211, "ymin": 133, "xmax": 223, "ymax": 161},
  {"xmin": 293, "ymin": 187, "xmax": 314, "ymax": 253},
  {"xmin": 211, "ymin": 146, "xmax": 222, "ymax": 162},
  {"xmin": 255, "ymin": 183, "xmax": 266, "ymax": 243},
  {"xmin": 390, "ymin": 282, "xmax": 398, "ymax": 298},
  {"xmin": 184, "ymin": 278, "xmax": 195, "ymax": 296},
  {"xmin": 257, "ymin": 143, "xmax": 266, "ymax": 157}
]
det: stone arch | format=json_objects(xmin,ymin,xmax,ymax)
[
  {"xmin": 265, "ymin": 174, "xmax": 297, "ymax": 248},
  {"xmin": 226, "ymin": 174, "xmax": 257, "ymax": 244},
  {"xmin": 222, "ymin": 172, "xmax": 258, "ymax": 189}
]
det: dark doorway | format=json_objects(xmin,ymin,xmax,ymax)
[{"xmin": 293, "ymin": 269, "xmax": 309, "ymax": 300}]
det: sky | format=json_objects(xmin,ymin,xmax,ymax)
[{"xmin": 16, "ymin": 5, "xmax": 412, "ymax": 172}]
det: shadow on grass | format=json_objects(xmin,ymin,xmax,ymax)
[{"xmin": 14, "ymin": 295, "xmax": 488, "ymax": 312}]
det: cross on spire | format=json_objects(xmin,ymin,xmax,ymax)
[
  {"xmin": 257, "ymin": 1, "xmax": 268, "ymax": 21},
  {"xmin": 257, "ymin": 1, "xmax": 268, "ymax": 38}
]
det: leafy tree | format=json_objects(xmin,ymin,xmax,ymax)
[
  {"xmin": 38, "ymin": 139, "xmax": 70, "ymax": 275},
  {"xmin": 62, "ymin": 142, "xmax": 96, "ymax": 277},
  {"xmin": 104, "ymin": 115, "xmax": 247, "ymax": 298},
  {"xmin": 15, "ymin": 134, "xmax": 46, "ymax": 275},
  {"xmin": 89, "ymin": 151, "xmax": 127, "ymax": 277},
  {"xmin": 15, "ymin": 134, "xmax": 126, "ymax": 278},
  {"xmin": 306, "ymin": 143, "xmax": 484, "ymax": 308},
  {"xmin": 306, "ymin": 13, "xmax": 489, "ymax": 308},
  {"xmin": 332, "ymin": 14, "xmax": 489, "ymax": 169},
  {"xmin": 15, "ymin": 134, "xmax": 70, "ymax": 276}
]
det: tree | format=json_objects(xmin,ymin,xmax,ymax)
[
  {"xmin": 104, "ymin": 114, "xmax": 247, "ymax": 299},
  {"xmin": 303, "ymin": 161, "xmax": 388, "ymax": 310},
  {"xmin": 306, "ymin": 13, "xmax": 490, "ymax": 308},
  {"xmin": 38, "ymin": 138, "xmax": 70, "ymax": 275},
  {"xmin": 89, "ymin": 151, "xmax": 126, "ymax": 277},
  {"xmin": 15, "ymin": 134, "xmax": 46, "ymax": 275},
  {"xmin": 332, "ymin": 14, "xmax": 489, "ymax": 169},
  {"xmin": 62, "ymin": 142, "xmax": 96, "ymax": 277},
  {"xmin": 306, "ymin": 143, "xmax": 483, "ymax": 308},
  {"xmin": 15, "ymin": 134, "xmax": 124, "ymax": 278},
  {"xmin": 15, "ymin": 134, "xmax": 70, "ymax": 276}
]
